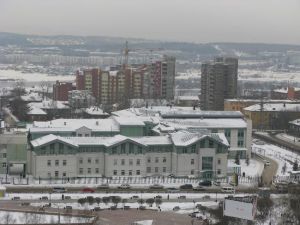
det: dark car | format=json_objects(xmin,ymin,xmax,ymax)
[
  {"xmin": 199, "ymin": 180, "xmax": 212, "ymax": 186},
  {"xmin": 179, "ymin": 184, "xmax": 193, "ymax": 189},
  {"xmin": 81, "ymin": 187, "xmax": 95, "ymax": 193}
]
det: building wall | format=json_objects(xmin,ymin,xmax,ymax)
[
  {"xmin": 53, "ymin": 81, "xmax": 73, "ymax": 101},
  {"xmin": 29, "ymin": 137, "xmax": 228, "ymax": 179}
]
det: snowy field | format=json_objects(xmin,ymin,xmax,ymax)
[
  {"xmin": 0, "ymin": 69, "xmax": 74, "ymax": 82},
  {"xmin": 0, "ymin": 211, "xmax": 93, "ymax": 224}
]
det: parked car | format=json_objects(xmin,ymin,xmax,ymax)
[
  {"xmin": 154, "ymin": 195, "xmax": 162, "ymax": 199},
  {"xmin": 97, "ymin": 183, "xmax": 109, "ymax": 189},
  {"xmin": 12, "ymin": 197, "xmax": 21, "ymax": 200},
  {"xmin": 139, "ymin": 206, "xmax": 146, "ymax": 210},
  {"xmin": 213, "ymin": 181, "xmax": 221, "ymax": 186},
  {"xmin": 21, "ymin": 202, "xmax": 30, "ymax": 206},
  {"xmin": 40, "ymin": 196, "xmax": 48, "ymax": 200},
  {"xmin": 221, "ymin": 186, "xmax": 234, "ymax": 193},
  {"xmin": 110, "ymin": 205, "xmax": 117, "ymax": 210},
  {"xmin": 93, "ymin": 207, "xmax": 101, "ymax": 211},
  {"xmin": 149, "ymin": 184, "xmax": 164, "ymax": 189},
  {"xmin": 264, "ymin": 160, "xmax": 271, "ymax": 166},
  {"xmin": 131, "ymin": 195, "xmax": 139, "ymax": 199},
  {"xmin": 168, "ymin": 174, "xmax": 175, "ymax": 178},
  {"xmin": 64, "ymin": 196, "xmax": 71, "ymax": 200},
  {"xmin": 180, "ymin": 184, "xmax": 193, "ymax": 189},
  {"xmin": 193, "ymin": 186, "xmax": 206, "ymax": 191},
  {"xmin": 52, "ymin": 187, "xmax": 66, "ymax": 193},
  {"xmin": 178, "ymin": 195, "xmax": 186, "ymax": 199},
  {"xmin": 64, "ymin": 206, "xmax": 72, "ymax": 210},
  {"xmin": 81, "ymin": 187, "xmax": 95, "ymax": 193},
  {"xmin": 199, "ymin": 180, "xmax": 212, "ymax": 186},
  {"xmin": 166, "ymin": 187, "xmax": 180, "ymax": 193},
  {"xmin": 173, "ymin": 206, "xmax": 180, "ymax": 211},
  {"xmin": 118, "ymin": 184, "xmax": 131, "ymax": 189}
]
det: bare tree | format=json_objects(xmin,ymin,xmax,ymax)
[{"xmin": 2, "ymin": 212, "xmax": 16, "ymax": 224}]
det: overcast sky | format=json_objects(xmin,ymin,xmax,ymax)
[{"xmin": 0, "ymin": 0, "xmax": 299, "ymax": 44}]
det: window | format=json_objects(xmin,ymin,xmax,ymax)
[
  {"xmin": 147, "ymin": 167, "xmax": 151, "ymax": 173},
  {"xmin": 191, "ymin": 170, "xmax": 194, "ymax": 175},
  {"xmin": 183, "ymin": 148, "xmax": 187, "ymax": 154},
  {"xmin": 238, "ymin": 140, "xmax": 244, "ymax": 147},
  {"xmin": 50, "ymin": 143, "xmax": 55, "ymax": 150},
  {"xmin": 79, "ymin": 168, "xmax": 83, "ymax": 174},
  {"xmin": 113, "ymin": 170, "xmax": 117, "ymax": 176},
  {"xmin": 202, "ymin": 157, "xmax": 213, "ymax": 170},
  {"xmin": 79, "ymin": 158, "xmax": 83, "ymax": 164},
  {"xmin": 2, "ymin": 162, "xmax": 6, "ymax": 168},
  {"xmin": 87, "ymin": 158, "xmax": 91, "ymax": 163},
  {"xmin": 129, "ymin": 170, "xmax": 132, "ymax": 176},
  {"xmin": 225, "ymin": 129, "xmax": 231, "ymax": 138},
  {"xmin": 63, "ymin": 160, "xmax": 66, "ymax": 166},
  {"xmin": 209, "ymin": 140, "xmax": 214, "ymax": 148},
  {"xmin": 95, "ymin": 168, "xmax": 99, "ymax": 174},
  {"xmin": 163, "ymin": 167, "xmax": 166, "ymax": 173},
  {"xmin": 155, "ymin": 167, "xmax": 159, "ymax": 173},
  {"xmin": 47, "ymin": 160, "xmax": 51, "ymax": 166},
  {"xmin": 114, "ymin": 159, "xmax": 118, "ymax": 165},
  {"xmin": 217, "ymin": 169, "xmax": 221, "ymax": 175},
  {"xmin": 129, "ymin": 143, "xmax": 134, "ymax": 153},
  {"xmin": 191, "ymin": 145, "xmax": 196, "ymax": 153},
  {"xmin": 85, "ymin": 134, "xmax": 89, "ymax": 137},
  {"xmin": 55, "ymin": 171, "xmax": 59, "ymax": 177},
  {"xmin": 62, "ymin": 172, "xmax": 66, "ymax": 177},
  {"xmin": 155, "ymin": 157, "xmax": 159, "ymax": 163},
  {"xmin": 47, "ymin": 172, "xmax": 51, "ymax": 177},
  {"xmin": 59, "ymin": 143, "xmax": 64, "ymax": 150},
  {"xmin": 147, "ymin": 157, "xmax": 151, "ymax": 163},
  {"xmin": 218, "ymin": 159, "xmax": 221, "ymax": 165},
  {"xmin": 2, "ymin": 153, "xmax": 6, "ymax": 158},
  {"xmin": 136, "ymin": 159, "xmax": 140, "ymax": 166},
  {"xmin": 121, "ymin": 170, "xmax": 125, "ymax": 176},
  {"xmin": 200, "ymin": 140, "xmax": 205, "ymax": 148},
  {"xmin": 121, "ymin": 159, "xmax": 125, "ymax": 165},
  {"xmin": 191, "ymin": 159, "xmax": 194, "ymax": 165},
  {"xmin": 87, "ymin": 168, "xmax": 91, "ymax": 174},
  {"xmin": 136, "ymin": 170, "xmax": 140, "ymax": 175},
  {"xmin": 129, "ymin": 159, "xmax": 133, "ymax": 166},
  {"xmin": 95, "ymin": 159, "xmax": 99, "ymax": 164},
  {"xmin": 137, "ymin": 146, "xmax": 142, "ymax": 154},
  {"xmin": 238, "ymin": 129, "xmax": 244, "ymax": 137},
  {"xmin": 121, "ymin": 145, "xmax": 126, "ymax": 154},
  {"xmin": 163, "ymin": 157, "xmax": 166, "ymax": 163},
  {"xmin": 112, "ymin": 147, "xmax": 117, "ymax": 154},
  {"xmin": 55, "ymin": 160, "xmax": 59, "ymax": 166}
]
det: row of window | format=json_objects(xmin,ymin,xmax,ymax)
[
  {"xmin": 47, "ymin": 160, "xmax": 67, "ymax": 166},
  {"xmin": 79, "ymin": 158, "xmax": 100, "ymax": 164},
  {"xmin": 79, "ymin": 168, "xmax": 100, "ymax": 174},
  {"xmin": 113, "ymin": 170, "xmax": 141, "ymax": 176},
  {"xmin": 114, "ymin": 158, "xmax": 141, "ymax": 166}
]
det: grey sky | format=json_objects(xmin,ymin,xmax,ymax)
[{"xmin": 0, "ymin": 0, "xmax": 299, "ymax": 44}]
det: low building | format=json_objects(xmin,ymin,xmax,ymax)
[
  {"xmin": 28, "ymin": 100, "xmax": 70, "ymax": 119},
  {"xmin": 288, "ymin": 119, "xmax": 300, "ymax": 137},
  {"xmin": 0, "ymin": 131, "xmax": 27, "ymax": 176},
  {"xmin": 84, "ymin": 107, "xmax": 110, "ymax": 118},
  {"xmin": 244, "ymin": 103, "xmax": 300, "ymax": 129},
  {"xmin": 175, "ymin": 95, "xmax": 199, "ymax": 107},
  {"xmin": 28, "ymin": 131, "xmax": 229, "ymax": 179},
  {"xmin": 27, "ymin": 107, "xmax": 47, "ymax": 122}
]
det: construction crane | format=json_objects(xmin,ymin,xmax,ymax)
[{"xmin": 121, "ymin": 41, "xmax": 164, "ymax": 68}]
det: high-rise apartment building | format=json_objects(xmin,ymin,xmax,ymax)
[
  {"xmin": 200, "ymin": 57, "xmax": 238, "ymax": 110},
  {"xmin": 75, "ymin": 55, "xmax": 176, "ymax": 106}
]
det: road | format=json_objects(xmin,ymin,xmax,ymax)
[{"xmin": 260, "ymin": 156, "xmax": 278, "ymax": 186}]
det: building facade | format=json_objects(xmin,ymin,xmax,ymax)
[
  {"xmin": 53, "ymin": 81, "xmax": 73, "ymax": 101},
  {"xmin": 28, "ymin": 131, "xmax": 229, "ymax": 179},
  {"xmin": 200, "ymin": 57, "xmax": 238, "ymax": 110}
]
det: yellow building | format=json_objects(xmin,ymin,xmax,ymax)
[
  {"xmin": 0, "ymin": 186, "xmax": 6, "ymax": 197},
  {"xmin": 244, "ymin": 103, "xmax": 300, "ymax": 129}
]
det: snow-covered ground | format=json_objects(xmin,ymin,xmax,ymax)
[
  {"xmin": 252, "ymin": 142, "xmax": 299, "ymax": 176},
  {"xmin": 0, "ymin": 211, "xmax": 93, "ymax": 224},
  {"xmin": 228, "ymin": 159, "xmax": 264, "ymax": 177}
]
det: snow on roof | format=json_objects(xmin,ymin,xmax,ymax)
[
  {"xmin": 28, "ymin": 100, "xmax": 69, "ymax": 109},
  {"xmin": 27, "ymin": 107, "xmax": 47, "ymax": 115},
  {"xmin": 31, "ymin": 134, "xmax": 78, "ymax": 148},
  {"xmin": 273, "ymin": 88, "xmax": 288, "ymax": 94},
  {"xmin": 113, "ymin": 116, "xmax": 145, "ymax": 126},
  {"xmin": 163, "ymin": 118, "xmax": 247, "ymax": 129},
  {"xmin": 133, "ymin": 220, "xmax": 153, "ymax": 225},
  {"xmin": 21, "ymin": 92, "xmax": 43, "ymax": 102},
  {"xmin": 85, "ymin": 107, "xmax": 109, "ymax": 116},
  {"xmin": 289, "ymin": 119, "xmax": 300, "ymax": 126},
  {"xmin": 31, "ymin": 134, "xmax": 170, "ymax": 148},
  {"xmin": 244, "ymin": 103, "xmax": 300, "ymax": 112},
  {"xmin": 170, "ymin": 130, "xmax": 229, "ymax": 147},
  {"xmin": 31, "ymin": 118, "xmax": 120, "ymax": 132}
]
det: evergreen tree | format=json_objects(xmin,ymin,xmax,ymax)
[{"xmin": 293, "ymin": 160, "xmax": 299, "ymax": 171}]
